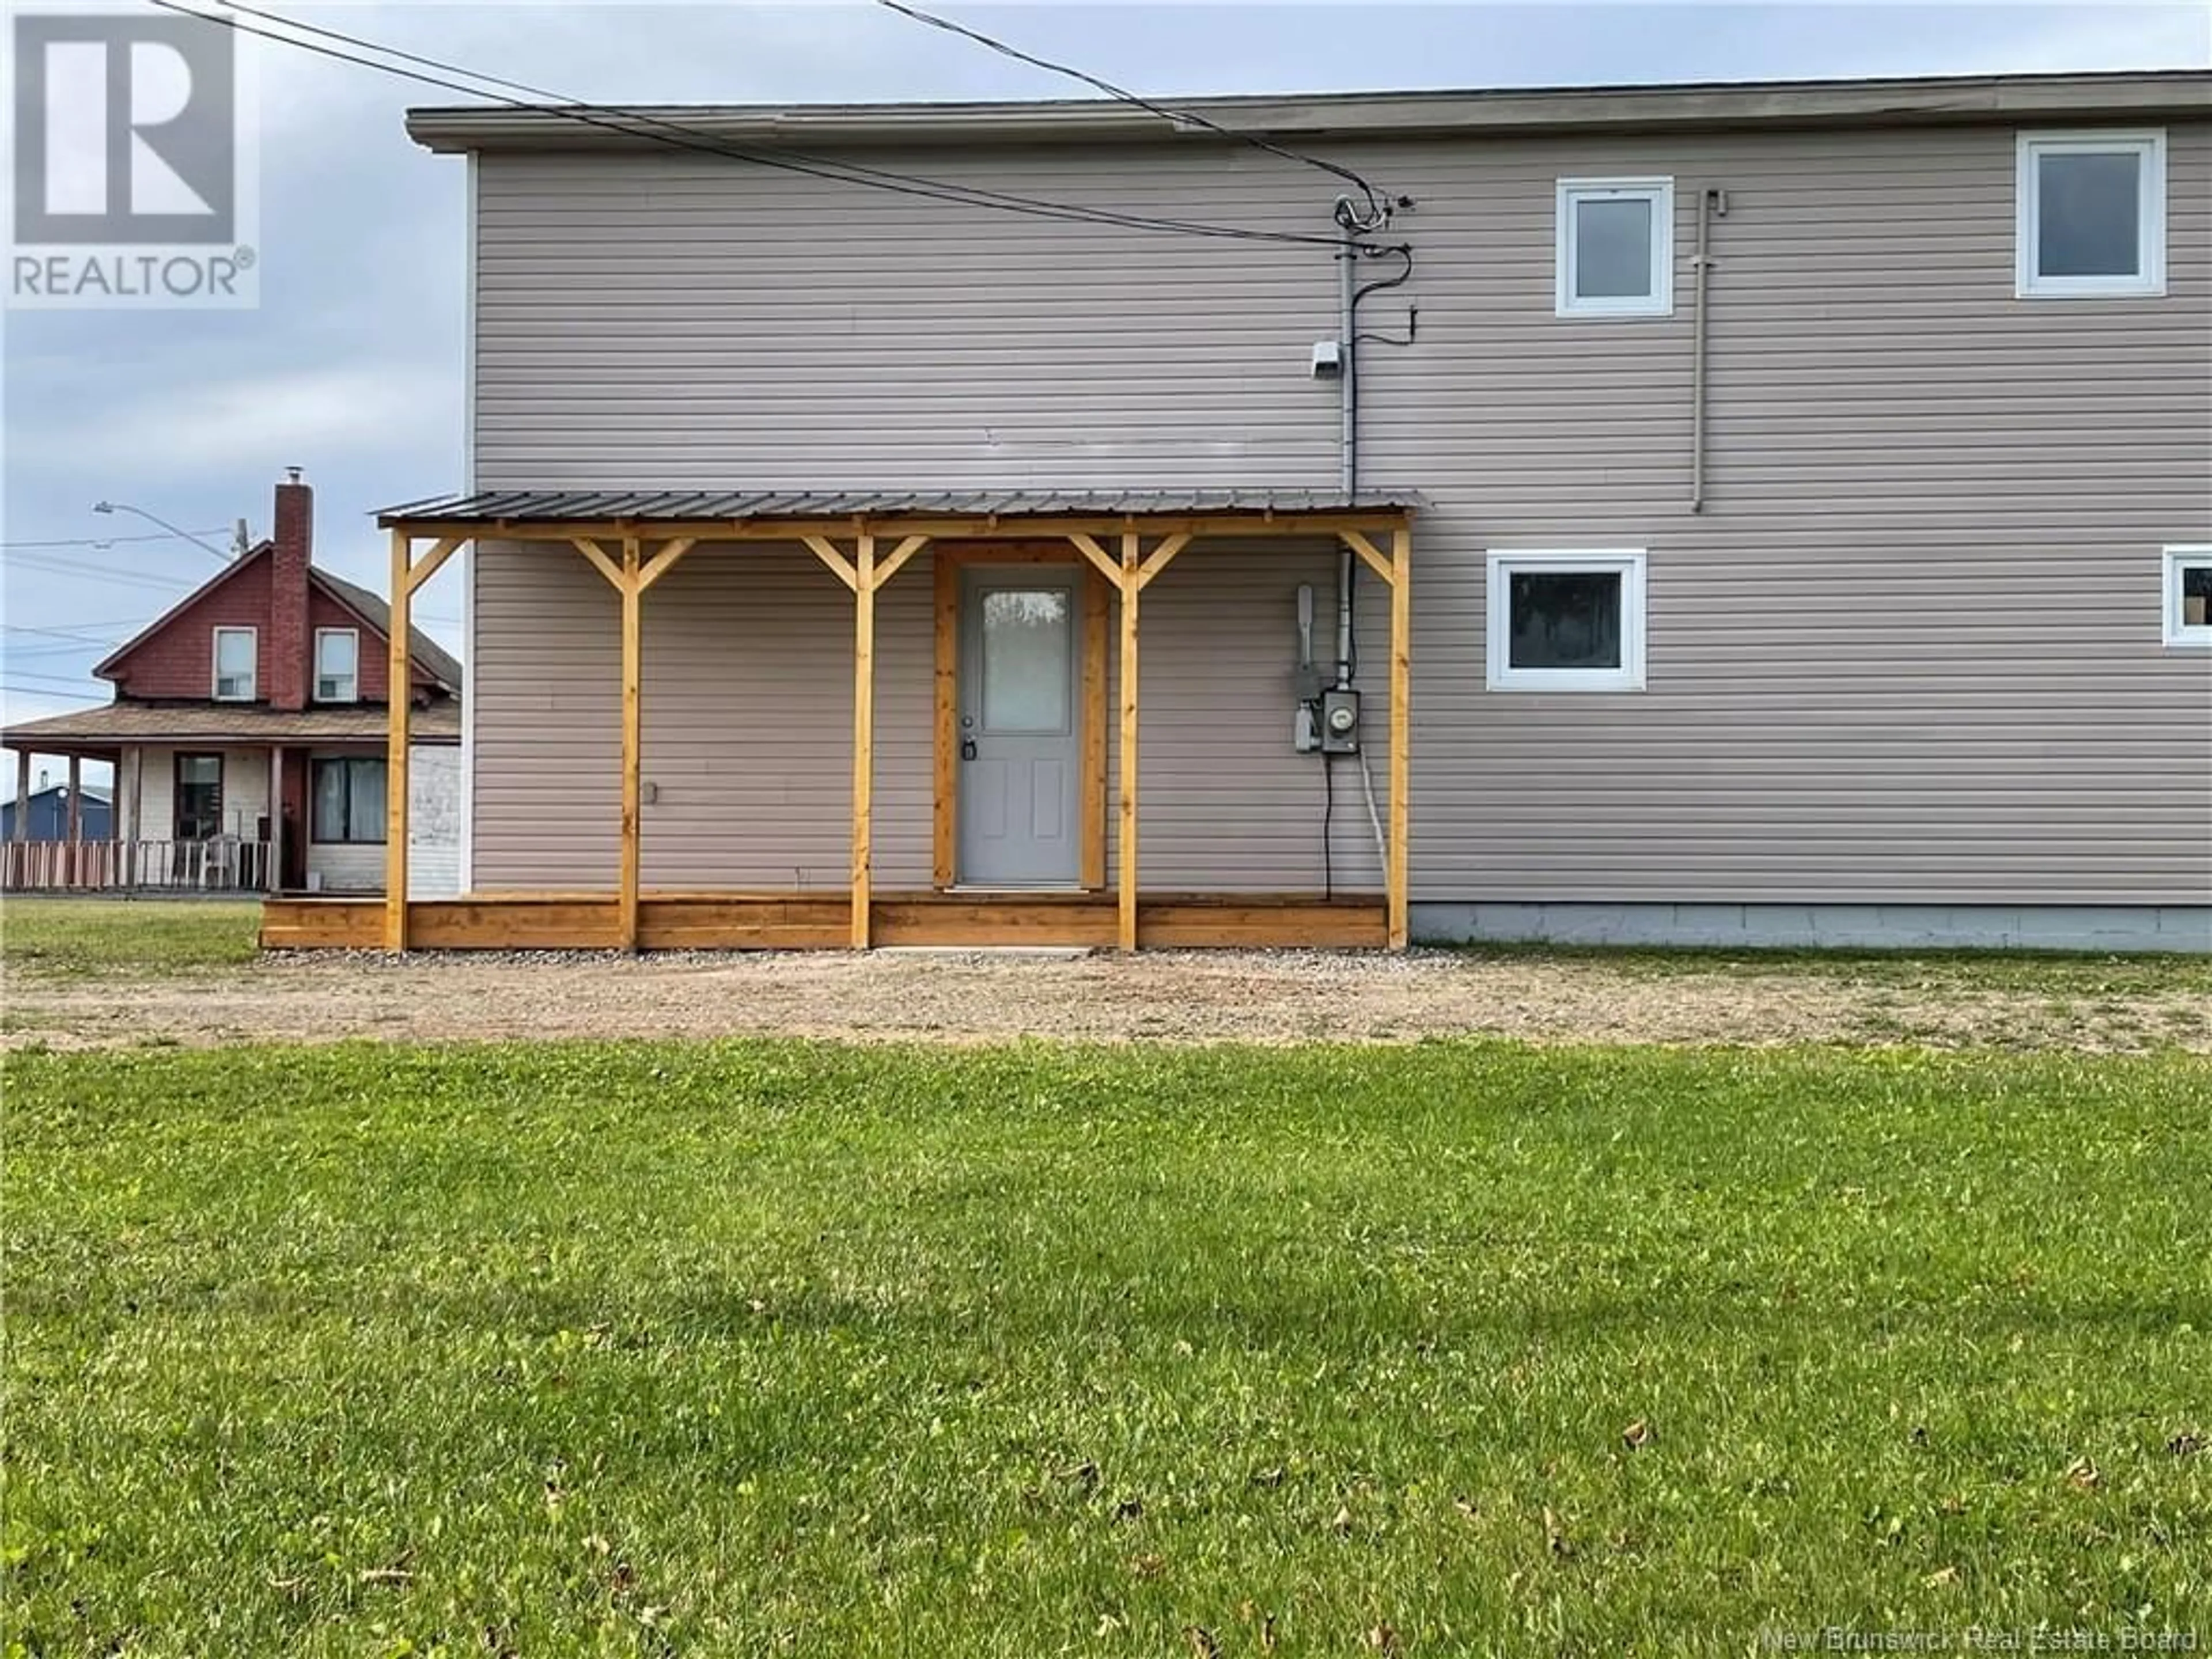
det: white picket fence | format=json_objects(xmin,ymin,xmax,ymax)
[{"xmin": 2, "ymin": 838, "xmax": 275, "ymax": 893}]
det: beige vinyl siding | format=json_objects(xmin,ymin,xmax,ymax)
[
  {"xmin": 471, "ymin": 540, "xmax": 1389, "ymax": 893},
  {"xmin": 469, "ymin": 119, "xmax": 2211, "ymax": 906}
]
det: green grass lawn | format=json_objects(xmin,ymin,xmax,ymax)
[
  {"xmin": 7, "ymin": 1039, "xmax": 2209, "ymax": 1655},
  {"xmin": 0, "ymin": 897, "xmax": 261, "ymax": 978}
]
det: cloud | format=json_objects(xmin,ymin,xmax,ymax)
[{"xmin": 10, "ymin": 362, "xmax": 457, "ymax": 480}]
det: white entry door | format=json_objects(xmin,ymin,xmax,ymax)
[{"xmin": 957, "ymin": 567, "xmax": 1081, "ymax": 887}]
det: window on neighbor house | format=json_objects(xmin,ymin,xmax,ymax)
[
  {"xmin": 1487, "ymin": 551, "xmax": 1649, "ymax": 692},
  {"xmin": 2017, "ymin": 131, "xmax": 2166, "ymax": 298},
  {"xmin": 315, "ymin": 628, "xmax": 359, "ymax": 702},
  {"xmin": 212, "ymin": 627, "xmax": 257, "ymax": 700},
  {"xmin": 1556, "ymin": 179, "xmax": 1674, "ymax": 317},
  {"xmin": 312, "ymin": 756, "xmax": 387, "ymax": 844},
  {"xmin": 2166, "ymin": 547, "xmax": 2212, "ymax": 647},
  {"xmin": 175, "ymin": 754, "xmax": 223, "ymax": 840}
]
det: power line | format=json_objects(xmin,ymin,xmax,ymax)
[
  {"xmin": 0, "ymin": 529, "xmax": 229, "ymax": 551},
  {"xmin": 0, "ymin": 684, "xmax": 107, "ymax": 703},
  {"xmin": 156, "ymin": 0, "xmax": 1365, "ymax": 251},
  {"xmin": 874, "ymin": 0, "xmax": 1389, "ymax": 228},
  {"xmin": 2, "ymin": 555, "xmax": 193, "ymax": 596}
]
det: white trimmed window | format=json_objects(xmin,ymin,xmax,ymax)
[
  {"xmin": 315, "ymin": 627, "xmax": 359, "ymax": 702},
  {"xmin": 2017, "ymin": 130, "xmax": 2166, "ymax": 298},
  {"xmin": 2165, "ymin": 547, "xmax": 2212, "ymax": 648},
  {"xmin": 1556, "ymin": 179, "xmax": 1673, "ymax": 317},
  {"xmin": 1487, "ymin": 551, "xmax": 1647, "ymax": 692},
  {"xmin": 212, "ymin": 626, "xmax": 256, "ymax": 700}
]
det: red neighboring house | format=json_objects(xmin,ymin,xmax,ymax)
[{"xmin": 3, "ymin": 471, "xmax": 463, "ymax": 895}]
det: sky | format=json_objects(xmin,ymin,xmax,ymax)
[{"xmin": 3, "ymin": 0, "xmax": 2207, "ymax": 786}]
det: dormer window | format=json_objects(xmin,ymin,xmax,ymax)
[
  {"xmin": 316, "ymin": 627, "xmax": 360, "ymax": 702},
  {"xmin": 213, "ymin": 627, "xmax": 257, "ymax": 700}
]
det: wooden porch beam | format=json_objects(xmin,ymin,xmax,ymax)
[
  {"xmin": 869, "ymin": 534, "xmax": 930, "ymax": 593},
  {"xmin": 1066, "ymin": 532, "xmax": 1125, "ymax": 590},
  {"xmin": 1132, "ymin": 532, "xmax": 1191, "ymax": 593},
  {"xmin": 618, "ymin": 536, "xmax": 645, "ymax": 953},
  {"xmin": 1388, "ymin": 527, "xmax": 1412, "ymax": 952},
  {"xmin": 573, "ymin": 536, "xmax": 624, "ymax": 590},
  {"xmin": 384, "ymin": 529, "xmax": 413, "ymax": 950},
  {"xmin": 851, "ymin": 536, "xmax": 877, "ymax": 949},
  {"xmin": 1339, "ymin": 529, "xmax": 1395, "ymax": 588},
  {"xmin": 803, "ymin": 535, "xmax": 859, "ymax": 592},
  {"xmin": 1118, "ymin": 532, "xmax": 1141, "ymax": 951},
  {"xmin": 402, "ymin": 536, "xmax": 465, "ymax": 597},
  {"xmin": 635, "ymin": 536, "xmax": 696, "ymax": 595}
]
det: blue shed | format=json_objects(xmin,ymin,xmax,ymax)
[{"xmin": 1, "ymin": 782, "xmax": 112, "ymax": 843}]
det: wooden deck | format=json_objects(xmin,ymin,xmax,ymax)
[{"xmin": 261, "ymin": 891, "xmax": 1389, "ymax": 952}]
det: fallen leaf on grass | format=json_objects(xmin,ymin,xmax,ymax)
[
  {"xmin": 1925, "ymin": 1566, "xmax": 1960, "ymax": 1588},
  {"xmin": 1621, "ymin": 1420, "xmax": 1653, "ymax": 1450},
  {"xmin": 1130, "ymin": 1554, "xmax": 1166, "ymax": 1581},
  {"xmin": 2065, "ymin": 1457, "xmax": 2101, "ymax": 1490},
  {"xmin": 1251, "ymin": 1467, "xmax": 1286, "ymax": 1489},
  {"xmin": 1367, "ymin": 1621, "xmax": 1401, "ymax": 1653},
  {"xmin": 1331, "ymin": 1505, "xmax": 1353, "ymax": 1536},
  {"xmin": 1452, "ymin": 1497, "xmax": 1478, "ymax": 1522},
  {"xmin": 1183, "ymin": 1624, "xmax": 1222, "ymax": 1658}
]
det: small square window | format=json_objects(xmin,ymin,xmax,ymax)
[
  {"xmin": 2017, "ymin": 131, "xmax": 2165, "ymax": 298},
  {"xmin": 212, "ymin": 627, "xmax": 256, "ymax": 700},
  {"xmin": 1487, "ymin": 551, "xmax": 1647, "ymax": 692},
  {"xmin": 2165, "ymin": 547, "xmax": 2212, "ymax": 648},
  {"xmin": 311, "ymin": 756, "xmax": 387, "ymax": 844},
  {"xmin": 315, "ymin": 628, "xmax": 359, "ymax": 702},
  {"xmin": 1556, "ymin": 179, "xmax": 1673, "ymax": 317}
]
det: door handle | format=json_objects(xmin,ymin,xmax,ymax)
[{"xmin": 961, "ymin": 738, "xmax": 978, "ymax": 761}]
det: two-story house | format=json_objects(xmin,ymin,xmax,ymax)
[
  {"xmin": 270, "ymin": 69, "xmax": 2210, "ymax": 953},
  {"xmin": 5, "ymin": 471, "xmax": 464, "ymax": 897}
]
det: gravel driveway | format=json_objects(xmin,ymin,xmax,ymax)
[{"xmin": 7, "ymin": 947, "xmax": 2208, "ymax": 1052}]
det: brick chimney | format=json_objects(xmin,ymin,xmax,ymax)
[{"xmin": 268, "ymin": 467, "xmax": 312, "ymax": 711}]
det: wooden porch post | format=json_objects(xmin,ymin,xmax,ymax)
[
  {"xmin": 13, "ymin": 749, "xmax": 29, "ymax": 843},
  {"xmin": 385, "ymin": 529, "xmax": 412, "ymax": 950},
  {"xmin": 1118, "ymin": 532, "xmax": 1140, "ymax": 951},
  {"xmin": 1388, "ymin": 527, "xmax": 1412, "ymax": 951},
  {"xmin": 851, "ymin": 535, "xmax": 877, "ymax": 950},
  {"xmin": 619, "ymin": 535, "xmax": 643, "ymax": 952}
]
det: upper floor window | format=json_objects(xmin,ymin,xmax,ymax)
[
  {"xmin": 315, "ymin": 628, "xmax": 359, "ymax": 702},
  {"xmin": 212, "ymin": 627, "xmax": 256, "ymax": 700},
  {"xmin": 1556, "ymin": 179, "xmax": 1673, "ymax": 318},
  {"xmin": 2017, "ymin": 131, "xmax": 2165, "ymax": 298},
  {"xmin": 1487, "ymin": 550, "xmax": 1649, "ymax": 692},
  {"xmin": 2165, "ymin": 547, "xmax": 2212, "ymax": 649}
]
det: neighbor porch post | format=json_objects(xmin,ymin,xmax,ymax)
[
  {"xmin": 385, "ymin": 529, "xmax": 413, "ymax": 950},
  {"xmin": 66, "ymin": 753, "xmax": 81, "ymax": 888},
  {"xmin": 1388, "ymin": 526, "xmax": 1412, "ymax": 952},
  {"xmin": 1118, "ymin": 532, "xmax": 1140, "ymax": 952},
  {"xmin": 13, "ymin": 749, "xmax": 28, "ymax": 843},
  {"xmin": 851, "ymin": 534, "xmax": 877, "ymax": 950},
  {"xmin": 268, "ymin": 743, "xmax": 284, "ymax": 895}
]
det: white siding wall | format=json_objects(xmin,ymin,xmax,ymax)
[{"xmin": 304, "ymin": 744, "xmax": 463, "ymax": 896}]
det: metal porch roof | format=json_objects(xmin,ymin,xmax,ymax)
[{"xmin": 377, "ymin": 487, "xmax": 1422, "ymax": 525}]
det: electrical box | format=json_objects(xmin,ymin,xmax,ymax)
[{"xmin": 1320, "ymin": 687, "xmax": 1361, "ymax": 753}]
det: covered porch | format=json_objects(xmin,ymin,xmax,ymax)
[{"xmin": 266, "ymin": 489, "xmax": 1416, "ymax": 953}]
